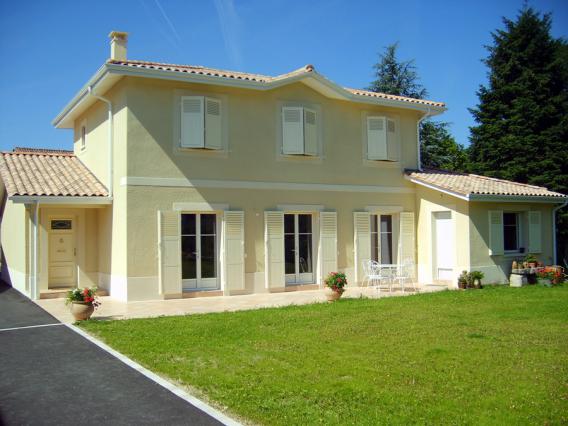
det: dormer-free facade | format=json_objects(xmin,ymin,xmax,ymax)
[{"xmin": 1, "ymin": 32, "xmax": 565, "ymax": 301}]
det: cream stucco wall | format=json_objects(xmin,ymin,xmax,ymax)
[
  {"xmin": 416, "ymin": 186, "xmax": 470, "ymax": 286},
  {"xmin": 468, "ymin": 201, "xmax": 555, "ymax": 283},
  {"xmin": 0, "ymin": 199, "xmax": 29, "ymax": 295}
]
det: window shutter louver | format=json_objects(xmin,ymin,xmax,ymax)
[
  {"xmin": 158, "ymin": 210, "xmax": 182, "ymax": 295},
  {"xmin": 398, "ymin": 212, "xmax": 416, "ymax": 270},
  {"xmin": 367, "ymin": 116, "xmax": 387, "ymax": 160},
  {"xmin": 282, "ymin": 107, "xmax": 304, "ymax": 154},
  {"xmin": 386, "ymin": 119, "xmax": 399, "ymax": 161},
  {"xmin": 205, "ymin": 97, "xmax": 222, "ymax": 150},
  {"xmin": 224, "ymin": 211, "xmax": 245, "ymax": 291},
  {"xmin": 303, "ymin": 108, "xmax": 318, "ymax": 156},
  {"xmin": 354, "ymin": 212, "xmax": 371, "ymax": 284},
  {"xmin": 181, "ymin": 96, "xmax": 204, "ymax": 148},
  {"xmin": 319, "ymin": 212, "xmax": 337, "ymax": 281},
  {"xmin": 528, "ymin": 211, "xmax": 542, "ymax": 253},
  {"xmin": 488, "ymin": 210, "xmax": 504, "ymax": 255},
  {"xmin": 264, "ymin": 211, "xmax": 285, "ymax": 288}
]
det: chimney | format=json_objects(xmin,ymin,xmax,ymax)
[{"xmin": 109, "ymin": 31, "xmax": 128, "ymax": 61}]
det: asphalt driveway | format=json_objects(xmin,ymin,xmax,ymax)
[{"xmin": 0, "ymin": 282, "xmax": 225, "ymax": 425}]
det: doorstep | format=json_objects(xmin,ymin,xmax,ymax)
[{"xmin": 182, "ymin": 290, "xmax": 224, "ymax": 298}]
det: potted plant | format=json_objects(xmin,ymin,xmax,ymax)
[
  {"xmin": 324, "ymin": 272, "xmax": 347, "ymax": 301},
  {"xmin": 524, "ymin": 254, "xmax": 538, "ymax": 268},
  {"xmin": 536, "ymin": 270, "xmax": 553, "ymax": 287},
  {"xmin": 457, "ymin": 271, "xmax": 468, "ymax": 289},
  {"xmin": 469, "ymin": 271, "xmax": 484, "ymax": 289},
  {"xmin": 65, "ymin": 287, "xmax": 101, "ymax": 320}
]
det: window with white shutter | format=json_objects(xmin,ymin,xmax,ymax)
[
  {"xmin": 158, "ymin": 210, "xmax": 182, "ymax": 295},
  {"xmin": 265, "ymin": 211, "xmax": 285, "ymax": 288},
  {"xmin": 319, "ymin": 212, "xmax": 337, "ymax": 281},
  {"xmin": 180, "ymin": 96, "xmax": 223, "ymax": 150},
  {"xmin": 367, "ymin": 116, "xmax": 387, "ymax": 160},
  {"xmin": 354, "ymin": 212, "xmax": 371, "ymax": 284},
  {"xmin": 223, "ymin": 211, "xmax": 245, "ymax": 291},
  {"xmin": 386, "ymin": 119, "xmax": 399, "ymax": 161},
  {"xmin": 488, "ymin": 210, "xmax": 504, "ymax": 255},
  {"xmin": 397, "ymin": 212, "xmax": 415, "ymax": 267},
  {"xmin": 528, "ymin": 211, "xmax": 542, "ymax": 253},
  {"xmin": 282, "ymin": 106, "xmax": 319, "ymax": 156}
]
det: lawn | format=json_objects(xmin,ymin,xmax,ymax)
[{"xmin": 80, "ymin": 286, "xmax": 568, "ymax": 425}]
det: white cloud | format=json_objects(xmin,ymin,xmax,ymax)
[{"xmin": 213, "ymin": 0, "xmax": 243, "ymax": 69}]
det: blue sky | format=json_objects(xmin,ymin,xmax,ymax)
[{"xmin": 1, "ymin": 0, "xmax": 567, "ymax": 152}]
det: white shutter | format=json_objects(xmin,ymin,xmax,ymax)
[
  {"xmin": 386, "ymin": 119, "xmax": 399, "ymax": 161},
  {"xmin": 158, "ymin": 210, "xmax": 181, "ymax": 295},
  {"xmin": 282, "ymin": 107, "xmax": 304, "ymax": 154},
  {"xmin": 264, "ymin": 211, "xmax": 284, "ymax": 288},
  {"xmin": 354, "ymin": 212, "xmax": 371, "ymax": 284},
  {"xmin": 304, "ymin": 108, "xmax": 318, "ymax": 156},
  {"xmin": 398, "ymin": 212, "xmax": 416, "ymax": 266},
  {"xmin": 181, "ymin": 96, "xmax": 204, "ymax": 148},
  {"xmin": 528, "ymin": 211, "xmax": 542, "ymax": 253},
  {"xmin": 224, "ymin": 211, "xmax": 245, "ymax": 291},
  {"xmin": 367, "ymin": 116, "xmax": 387, "ymax": 160},
  {"xmin": 205, "ymin": 97, "xmax": 222, "ymax": 150},
  {"xmin": 319, "ymin": 212, "xmax": 337, "ymax": 282},
  {"xmin": 488, "ymin": 210, "xmax": 504, "ymax": 255}
]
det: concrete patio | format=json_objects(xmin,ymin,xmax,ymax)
[{"xmin": 35, "ymin": 285, "xmax": 448, "ymax": 323}]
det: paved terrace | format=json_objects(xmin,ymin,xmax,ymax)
[{"xmin": 36, "ymin": 285, "xmax": 448, "ymax": 323}]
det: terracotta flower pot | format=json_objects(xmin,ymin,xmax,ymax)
[
  {"xmin": 325, "ymin": 289, "xmax": 343, "ymax": 302},
  {"xmin": 70, "ymin": 302, "xmax": 94, "ymax": 321}
]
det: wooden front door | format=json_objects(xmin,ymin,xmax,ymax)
[{"xmin": 48, "ymin": 218, "xmax": 77, "ymax": 288}]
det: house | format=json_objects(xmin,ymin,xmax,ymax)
[{"xmin": 1, "ymin": 31, "xmax": 565, "ymax": 302}]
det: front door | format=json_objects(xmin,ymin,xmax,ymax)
[
  {"xmin": 48, "ymin": 218, "xmax": 77, "ymax": 288},
  {"xmin": 434, "ymin": 211, "xmax": 453, "ymax": 281},
  {"xmin": 284, "ymin": 213, "xmax": 314, "ymax": 284},
  {"xmin": 181, "ymin": 213, "xmax": 219, "ymax": 291}
]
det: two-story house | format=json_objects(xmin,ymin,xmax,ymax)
[{"xmin": 1, "ymin": 32, "xmax": 566, "ymax": 301}]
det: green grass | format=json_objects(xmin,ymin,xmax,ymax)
[{"xmin": 80, "ymin": 286, "xmax": 568, "ymax": 425}]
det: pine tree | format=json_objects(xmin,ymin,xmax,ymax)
[
  {"xmin": 368, "ymin": 43, "xmax": 466, "ymax": 171},
  {"xmin": 468, "ymin": 7, "xmax": 568, "ymax": 263}
]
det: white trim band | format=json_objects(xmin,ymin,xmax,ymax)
[{"xmin": 121, "ymin": 176, "xmax": 415, "ymax": 194}]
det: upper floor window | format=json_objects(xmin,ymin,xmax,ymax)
[
  {"xmin": 80, "ymin": 124, "xmax": 86, "ymax": 151},
  {"xmin": 281, "ymin": 106, "xmax": 318, "ymax": 156},
  {"xmin": 366, "ymin": 116, "xmax": 398, "ymax": 161},
  {"xmin": 180, "ymin": 96, "xmax": 222, "ymax": 150}
]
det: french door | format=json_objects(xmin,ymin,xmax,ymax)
[
  {"xmin": 181, "ymin": 213, "xmax": 219, "ymax": 290},
  {"xmin": 284, "ymin": 213, "xmax": 314, "ymax": 284}
]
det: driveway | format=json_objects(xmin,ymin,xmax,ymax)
[{"xmin": 0, "ymin": 282, "xmax": 225, "ymax": 425}]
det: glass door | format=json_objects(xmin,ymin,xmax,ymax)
[
  {"xmin": 284, "ymin": 213, "xmax": 314, "ymax": 284},
  {"xmin": 181, "ymin": 213, "xmax": 219, "ymax": 290}
]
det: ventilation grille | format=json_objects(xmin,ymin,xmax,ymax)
[
  {"xmin": 265, "ymin": 212, "xmax": 284, "ymax": 235},
  {"xmin": 490, "ymin": 212, "xmax": 502, "ymax": 225},
  {"xmin": 305, "ymin": 110, "xmax": 316, "ymax": 125},
  {"xmin": 284, "ymin": 108, "xmax": 301, "ymax": 123},
  {"xmin": 225, "ymin": 211, "xmax": 243, "ymax": 236},
  {"xmin": 206, "ymin": 99, "xmax": 220, "ymax": 116},
  {"xmin": 354, "ymin": 213, "xmax": 370, "ymax": 233},
  {"xmin": 183, "ymin": 98, "xmax": 202, "ymax": 113},
  {"xmin": 162, "ymin": 212, "xmax": 178, "ymax": 237},
  {"xmin": 320, "ymin": 213, "xmax": 336, "ymax": 235},
  {"xmin": 387, "ymin": 120, "xmax": 395, "ymax": 133},
  {"xmin": 368, "ymin": 118, "xmax": 384, "ymax": 131}
]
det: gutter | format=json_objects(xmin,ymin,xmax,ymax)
[
  {"xmin": 87, "ymin": 86, "xmax": 114, "ymax": 198},
  {"xmin": 10, "ymin": 196, "xmax": 112, "ymax": 205},
  {"xmin": 417, "ymin": 107, "xmax": 432, "ymax": 171},
  {"xmin": 552, "ymin": 200, "xmax": 568, "ymax": 265}
]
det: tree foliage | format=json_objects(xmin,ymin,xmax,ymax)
[
  {"xmin": 468, "ymin": 7, "xmax": 568, "ymax": 263},
  {"xmin": 368, "ymin": 43, "xmax": 466, "ymax": 171}
]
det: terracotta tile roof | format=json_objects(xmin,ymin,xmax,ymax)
[
  {"xmin": 0, "ymin": 148, "xmax": 108, "ymax": 197},
  {"xmin": 108, "ymin": 59, "xmax": 445, "ymax": 108},
  {"xmin": 406, "ymin": 169, "xmax": 566, "ymax": 199}
]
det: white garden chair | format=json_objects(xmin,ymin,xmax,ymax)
[
  {"xmin": 368, "ymin": 260, "xmax": 393, "ymax": 295},
  {"xmin": 393, "ymin": 261, "xmax": 417, "ymax": 293}
]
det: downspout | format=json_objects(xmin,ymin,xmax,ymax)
[
  {"xmin": 87, "ymin": 86, "xmax": 113, "ymax": 198},
  {"xmin": 417, "ymin": 107, "xmax": 432, "ymax": 171},
  {"xmin": 31, "ymin": 200, "xmax": 39, "ymax": 300},
  {"xmin": 552, "ymin": 199, "xmax": 568, "ymax": 265}
]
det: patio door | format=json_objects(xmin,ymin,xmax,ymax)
[
  {"xmin": 284, "ymin": 213, "xmax": 314, "ymax": 284},
  {"xmin": 181, "ymin": 213, "xmax": 219, "ymax": 290},
  {"xmin": 48, "ymin": 218, "xmax": 77, "ymax": 288},
  {"xmin": 434, "ymin": 211, "xmax": 453, "ymax": 281}
]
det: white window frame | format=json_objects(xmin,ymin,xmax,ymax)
[
  {"xmin": 277, "ymin": 102, "xmax": 323, "ymax": 162},
  {"xmin": 79, "ymin": 120, "xmax": 87, "ymax": 152},
  {"xmin": 371, "ymin": 214, "xmax": 395, "ymax": 264},
  {"xmin": 503, "ymin": 212, "xmax": 523, "ymax": 253},
  {"xmin": 361, "ymin": 112, "xmax": 401, "ymax": 168},
  {"xmin": 174, "ymin": 92, "xmax": 229, "ymax": 157},
  {"xmin": 284, "ymin": 212, "xmax": 316, "ymax": 285}
]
